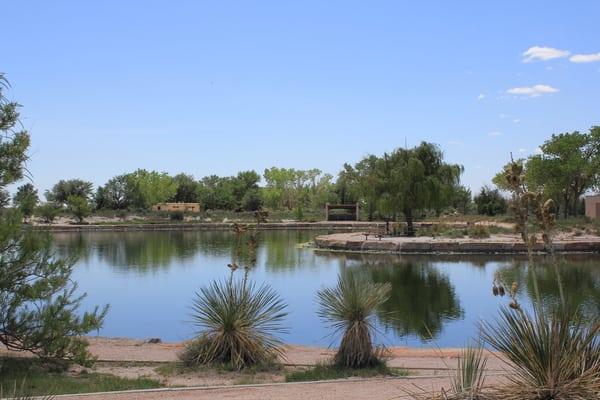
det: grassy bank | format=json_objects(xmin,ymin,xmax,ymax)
[{"xmin": 0, "ymin": 358, "xmax": 161, "ymax": 397}]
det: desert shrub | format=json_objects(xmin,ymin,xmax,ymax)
[
  {"xmin": 317, "ymin": 270, "xmax": 391, "ymax": 368},
  {"xmin": 467, "ymin": 225, "xmax": 490, "ymax": 239},
  {"xmin": 67, "ymin": 195, "xmax": 90, "ymax": 223},
  {"xmin": 483, "ymin": 306, "xmax": 600, "ymax": 400},
  {"xmin": 181, "ymin": 276, "xmax": 288, "ymax": 370},
  {"xmin": 169, "ymin": 211, "xmax": 184, "ymax": 221}
]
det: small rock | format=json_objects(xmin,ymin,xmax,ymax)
[{"xmin": 147, "ymin": 338, "xmax": 162, "ymax": 344}]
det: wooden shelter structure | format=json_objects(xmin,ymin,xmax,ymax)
[{"xmin": 325, "ymin": 203, "xmax": 359, "ymax": 221}]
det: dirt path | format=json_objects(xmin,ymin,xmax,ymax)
[{"xmin": 3, "ymin": 338, "xmax": 509, "ymax": 399}]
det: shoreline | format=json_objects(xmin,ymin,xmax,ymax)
[
  {"xmin": 315, "ymin": 232, "xmax": 600, "ymax": 254},
  {"xmin": 26, "ymin": 221, "xmax": 387, "ymax": 232}
]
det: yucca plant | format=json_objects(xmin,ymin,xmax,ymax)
[
  {"xmin": 483, "ymin": 306, "xmax": 600, "ymax": 400},
  {"xmin": 451, "ymin": 344, "xmax": 488, "ymax": 399},
  {"xmin": 181, "ymin": 275, "xmax": 288, "ymax": 370},
  {"xmin": 482, "ymin": 158, "xmax": 600, "ymax": 399},
  {"xmin": 317, "ymin": 270, "xmax": 391, "ymax": 368}
]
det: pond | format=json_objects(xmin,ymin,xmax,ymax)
[{"xmin": 52, "ymin": 230, "xmax": 600, "ymax": 348}]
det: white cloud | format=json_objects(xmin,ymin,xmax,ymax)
[
  {"xmin": 518, "ymin": 148, "xmax": 527, "ymax": 153},
  {"xmin": 488, "ymin": 131, "xmax": 502, "ymax": 137},
  {"xmin": 447, "ymin": 140, "xmax": 463, "ymax": 146},
  {"xmin": 522, "ymin": 46, "xmax": 569, "ymax": 62},
  {"xmin": 570, "ymin": 53, "xmax": 600, "ymax": 63},
  {"xmin": 506, "ymin": 84, "xmax": 559, "ymax": 97},
  {"xmin": 477, "ymin": 93, "xmax": 485, "ymax": 100},
  {"xmin": 513, "ymin": 118, "xmax": 521, "ymax": 123},
  {"xmin": 534, "ymin": 147, "xmax": 543, "ymax": 155},
  {"xmin": 499, "ymin": 113, "xmax": 509, "ymax": 119}
]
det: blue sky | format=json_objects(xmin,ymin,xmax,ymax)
[{"xmin": 3, "ymin": 1, "xmax": 600, "ymax": 194}]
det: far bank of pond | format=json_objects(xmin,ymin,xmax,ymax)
[{"xmin": 51, "ymin": 229, "xmax": 600, "ymax": 348}]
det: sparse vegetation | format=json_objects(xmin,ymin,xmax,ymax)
[
  {"xmin": 285, "ymin": 362, "xmax": 403, "ymax": 382},
  {"xmin": 0, "ymin": 357, "xmax": 160, "ymax": 397}
]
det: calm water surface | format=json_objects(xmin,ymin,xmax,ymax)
[{"xmin": 52, "ymin": 230, "xmax": 600, "ymax": 347}]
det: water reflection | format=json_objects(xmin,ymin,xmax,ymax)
[
  {"xmin": 495, "ymin": 255, "xmax": 600, "ymax": 319},
  {"xmin": 48, "ymin": 231, "xmax": 600, "ymax": 346}
]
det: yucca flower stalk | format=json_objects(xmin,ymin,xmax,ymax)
[{"xmin": 317, "ymin": 270, "xmax": 391, "ymax": 368}]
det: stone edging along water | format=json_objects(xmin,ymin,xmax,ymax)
[
  {"xmin": 314, "ymin": 234, "xmax": 600, "ymax": 254},
  {"xmin": 27, "ymin": 221, "xmax": 387, "ymax": 233}
]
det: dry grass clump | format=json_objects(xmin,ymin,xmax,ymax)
[{"xmin": 317, "ymin": 270, "xmax": 391, "ymax": 368}]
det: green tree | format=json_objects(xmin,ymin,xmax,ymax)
[
  {"xmin": 375, "ymin": 142, "xmax": 463, "ymax": 235},
  {"xmin": 45, "ymin": 179, "xmax": 93, "ymax": 206},
  {"xmin": 197, "ymin": 175, "xmax": 236, "ymax": 210},
  {"xmin": 450, "ymin": 184, "xmax": 473, "ymax": 214},
  {"xmin": 473, "ymin": 185, "xmax": 507, "ymax": 216},
  {"xmin": 172, "ymin": 173, "xmax": 200, "ymax": 203},
  {"xmin": 125, "ymin": 169, "xmax": 177, "ymax": 209},
  {"xmin": 68, "ymin": 195, "xmax": 91, "ymax": 223},
  {"xmin": 96, "ymin": 174, "xmax": 132, "ymax": 210},
  {"xmin": 36, "ymin": 202, "xmax": 61, "ymax": 223},
  {"xmin": 526, "ymin": 128, "xmax": 600, "ymax": 218},
  {"xmin": 0, "ymin": 73, "xmax": 107, "ymax": 364},
  {"xmin": 13, "ymin": 183, "xmax": 38, "ymax": 221}
]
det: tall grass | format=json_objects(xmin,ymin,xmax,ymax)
[
  {"xmin": 408, "ymin": 343, "xmax": 488, "ymax": 400},
  {"xmin": 181, "ymin": 277, "xmax": 288, "ymax": 370},
  {"xmin": 317, "ymin": 270, "xmax": 391, "ymax": 368}
]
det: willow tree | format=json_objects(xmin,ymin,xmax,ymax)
[
  {"xmin": 0, "ymin": 73, "xmax": 107, "ymax": 364},
  {"xmin": 375, "ymin": 142, "xmax": 462, "ymax": 235}
]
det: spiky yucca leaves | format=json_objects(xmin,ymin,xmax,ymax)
[
  {"xmin": 483, "ymin": 306, "xmax": 600, "ymax": 400},
  {"xmin": 182, "ymin": 278, "xmax": 288, "ymax": 370},
  {"xmin": 451, "ymin": 345, "xmax": 488, "ymax": 399},
  {"xmin": 317, "ymin": 270, "xmax": 391, "ymax": 368}
]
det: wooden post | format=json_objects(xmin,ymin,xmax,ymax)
[
  {"xmin": 355, "ymin": 202, "xmax": 359, "ymax": 221},
  {"xmin": 325, "ymin": 203, "xmax": 330, "ymax": 221}
]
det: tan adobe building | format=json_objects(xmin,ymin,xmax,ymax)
[
  {"xmin": 152, "ymin": 202, "xmax": 201, "ymax": 213},
  {"xmin": 585, "ymin": 195, "xmax": 600, "ymax": 220}
]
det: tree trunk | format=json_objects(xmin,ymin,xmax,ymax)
[{"xmin": 405, "ymin": 208, "xmax": 415, "ymax": 237}]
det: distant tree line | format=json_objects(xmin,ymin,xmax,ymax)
[
  {"xmin": 8, "ymin": 126, "xmax": 599, "ymax": 225},
  {"xmin": 492, "ymin": 126, "xmax": 600, "ymax": 218}
]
